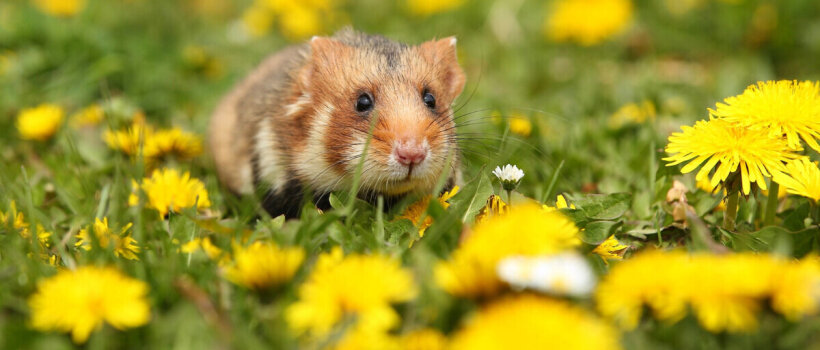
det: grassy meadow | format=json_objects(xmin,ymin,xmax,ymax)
[{"xmin": 2, "ymin": 0, "xmax": 820, "ymax": 349}]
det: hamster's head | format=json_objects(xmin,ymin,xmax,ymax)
[{"xmin": 294, "ymin": 33, "xmax": 465, "ymax": 195}]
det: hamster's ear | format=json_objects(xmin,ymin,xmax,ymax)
[
  {"xmin": 419, "ymin": 36, "xmax": 466, "ymax": 100},
  {"xmin": 299, "ymin": 36, "xmax": 348, "ymax": 89}
]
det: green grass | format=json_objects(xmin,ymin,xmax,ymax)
[{"xmin": 2, "ymin": 0, "xmax": 820, "ymax": 349}]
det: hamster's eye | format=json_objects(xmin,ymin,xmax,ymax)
[
  {"xmin": 356, "ymin": 93, "xmax": 374, "ymax": 113},
  {"xmin": 422, "ymin": 90, "xmax": 436, "ymax": 109}
]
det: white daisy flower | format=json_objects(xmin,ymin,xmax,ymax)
[
  {"xmin": 493, "ymin": 164, "xmax": 524, "ymax": 191},
  {"xmin": 497, "ymin": 253, "xmax": 596, "ymax": 297}
]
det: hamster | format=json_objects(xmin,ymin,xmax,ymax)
[{"xmin": 208, "ymin": 29, "xmax": 465, "ymax": 218}]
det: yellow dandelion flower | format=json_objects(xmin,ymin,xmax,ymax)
[
  {"xmin": 334, "ymin": 328, "xmax": 400, "ymax": 350},
  {"xmin": 664, "ymin": 119, "xmax": 800, "ymax": 195},
  {"xmin": 279, "ymin": 4, "xmax": 321, "ymax": 40},
  {"xmin": 1, "ymin": 200, "xmax": 28, "ymax": 234},
  {"xmin": 17, "ymin": 104, "xmax": 64, "ymax": 141},
  {"xmin": 128, "ymin": 180, "xmax": 140, "ymax": 207},
  {"xmin": 28, "ymin": 266, "xmax": 150, "ymax": 344},
  {"xmin": 223, "ymin": 241, "xmax": 304, "ymax": 290},
  {"xmin": 609, "ymin": 101, "xmax": 656, "ymax": 128},
  {"xmin": 75, "ymin": 218, "xmax": 139, "ymax": 260},
  {"xmin": 286, "ymin": 247, "xmax": 416, "ymax": 336},
  {"xmin": 688, "ymin": 254, "xmax": 774, "ymax": 333},
  {"xmin": 27, "ymin": 224, "xmax": 54, "ymax": 248},
  {"xmin": 105, "ymin": 122, "xmax": 202, "ymax": 161},
  {"xmin": 450, "ymin": 294, "xmax": 621, "ymax": 350},
  {"xmin": 542, "ymin": 194, "xmax": 576, "ymax": 212},
  {"xmin": 595, "ymin": 251, "xmax": 820, "ymax": 333},
  {"xmin": 592, "ymin": 235, "xmax": 627, "ymax": 263},
  {"xmin": 709, "ymin": 80, "xmax": 820, "ymax": 152},
  {"xmin": 474, "ymin": 194, "xmax": 508, "ymax": 224},
  {"xmin": 770, "ymin": 257, "xmax": 820, "ymax": 321},
  {"xmin": 435, "ymin": 203, "xmax": 581, "ymax": 298},
  {"xmin": 134, "ymin": 168, "xmax": 211, "ymax": 218},
  {"xmin": 145, "ymin": 128, "xmax": 203, "ymax": 160},
  {"xmin": 104, "ymin": 121, "xmax": 151, "ymax": 157},
  {"xmin": 545, "ymin": 0, "xmax": 633, "ymax": 46},
  {"xmin": 400, "ymin": 328, "xmax": 448, "ymax": 350},
  {"xmin": 406, "ymin": 0, "xmax": 465, "ymax": 16},
  {"xmin": 182, "ymin": 46, "xmax": 224, "ymax": 79},
  {"xmin": 242, "ymin": 4, "xmax": 275, "ymax": 37},
  {"xmin": 508, "ymin": 112, "xmax": 532, "ymax": 137},
  {"xmin": 774, "ymin": 158, "xmax": 820, "ymax": 202},
  {"xmin": 397, "ymin": 186, "xmax": 459, "ymax": 238},
  {"xmin": 32, "ymin": 0, "xmax": 86, "ymax": 17},
  {"xmin": 181, "ymin": 237, "xmax": 225, "ymax": 261},
  {"xmin": 70, "ymin": 104, "xmax": 104, "ymax": 128}
]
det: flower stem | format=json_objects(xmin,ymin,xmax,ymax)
[
  {"xmin": 506, "ymin": 190, "xmax": 512, "ymax": 205},
  {"xmin": 723, "ymin": 191, "xmax": 739, "ymax": 231},
  {"xmin": 763, "ymin": 180, "xmax": 779, "ymax": 226}
]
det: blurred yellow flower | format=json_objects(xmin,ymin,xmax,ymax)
[
  {"xmin": 28, "ymin": 266, "xmax": 150, "ymax": 343},
  {"xmin": 400, "ymin": 328, "xmax": 448, "ymax": 350},
  {"xmin": 710, "ymin": 80, "xmax": 820, "ymax": 152},
  {"xmin": 75, "ymin": 218, "xmax": 140, "ymax": 260},
  {"xmin": 240, "ymin": 0, "xmax": 339, "ymax": 40},
  {"xmin": 3, "ymin": 201, "xmax": 53, "ymax": 257},
  {"xmin": 279, "ymin": 4, "xmax": 322, "ymax": 40},
  {"xmin": 609, "ymin": 101, "xmax": 656, "ymax": 128},
  {"xmin": 182, "ymin": 46, "xmax": 224, "ymax": 79},
  {"xmin": 105, "ymin": 122, "xmax": 202, "ymax": 162},
  {"xmin": 435, "ymin": 203, "xmax": 581, "ymax": 298},
  {"xmin": 664, "ymin": 119, "xmax": 800, "ymax": 195},
  {"xmin": 287, "ymin": 247, "xmax": 416, "ymax": 336},
  {"xmin": 70, "ymin": 104, "xmax": 104, "ymax": 128},
  {"xmin": 181, "ymin": 236, "xmax": 225, "ymax": 261},
  {"xmin": 508, "ymin": 112, "xmax": 532, "ymax": 137},
  {"xmin": 147, "ymin": 128, "xmax": 203, "ymax": 160},
  {"xmin": 450, "ymin": 294, "xmax": 621, "ymax": 350},
  {"xmin": 17, "ymin": 104, "xmax": 64, "ymax": 141},
  {"xmin": 223, "ymin": 241, "xmax": 304, "ymax": 290},
  {"xmin": 133, "ymin": 168, "xmax": 211, "ymax": 218},
  {"xmin": 1, "ymin": 200, "xmax": 28, "ymax": 234},
  {"xmin": 592, "ymin": 235, "xmax": 627, "ymax": 263},
  {"xmin": 771, "ymin": 257, "xmax": 820, "ymax": 321},
  {"xmin": 333, "ymin": 328, "xmax": 400, "ymax": 350},
  {"xmin": 25, "ymin": 224, "xmax": 54, "ymax": 249},
  {"xmin": 398, "ymin": 186, "xmax": 459, "ymax": 238},
  {"xmin": 774, "ymin": 158, "xmax": 820, "ymax": 202},
  {"xmin": 104, "ymin": 121, "xmax": 150, "ymax": 157},
  {"xmin": 545, "ymin": 0, "xmax": 633, "ymax": 46},
  {"xmin": 32, "ymin": 0, "xmax": 86, "ymax": 17},
  {"xmin": 596, "ymin": 250, "xmax": 820, "ymax": 333},
  {"xmin": 407, "ymin": 0, "xmax": 465, "ymax": 16},
  {"xmin": 241, "ymin": 4, "xmax": 275, "ymax": 38}
]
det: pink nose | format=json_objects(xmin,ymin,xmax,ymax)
[{"xmin": 394, "ymin": 143, "xmax": 427, "ymax": 166}]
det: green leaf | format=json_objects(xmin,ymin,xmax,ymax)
[
  {"xmin": 581, "ymin": 220, "xmax": 620, "ymax": 245},
  {"xmin": 736, "ymin": 226, "xmax": 820, "ymax": 257},
  {"xmin": 783, "ymin": 202, "xmax": 811, "ymax": 231},
  {"xmin": 328, "ymin": 193, "xmax": 345, "ymax": 211},
  {"xmin": 449, "ymin": 172, "xmax": 494, "ymax": 224},
  {"xmin": 570, "ymin": 193, "xmax": 632, "ymax": 220}
]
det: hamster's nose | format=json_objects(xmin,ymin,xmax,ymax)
[{"xmin": 394, "ymin": 142, "xmax": 427, "ymax": 166}]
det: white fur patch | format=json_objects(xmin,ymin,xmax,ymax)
[
  {"xmin": 254, "ymin": 117, "xmax": 285, "ymax": 191},
  {"xmin": 294, "ymin": 103, "xmax": 342, "ymax": 193},
  {"xmin": 285, "ymin": 93, "xmax": 311, "ymax": 118}
]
